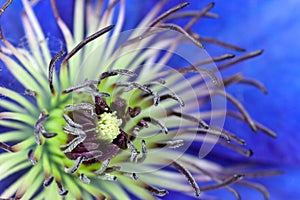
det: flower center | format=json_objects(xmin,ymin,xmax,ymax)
[{"xmin": 95, "ymin": 111, "xmax": 122, "ymax": 142}]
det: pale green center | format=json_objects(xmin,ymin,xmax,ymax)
[{"xmin": 95, "ymin": 111, "xmax": 122, "ymax": 141}]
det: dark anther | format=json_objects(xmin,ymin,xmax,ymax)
[
  {"xmin": 25, "ymin": 89, "xmax": 37, "ymax": 97},
  {"xmin": 112, "ymin": 129, "xmax": 129, "ymax": 149},
  {"xmin": 34, "ymin": 111, "xmax": 49, "ymax": 145},
  {"xmin": 0, "ymin": 142, "xmax": 14, "ymax": 152},
  {"xmin": 79, "ymin": 173, "xmax": 91, "ymax": 184},
  {"xmin": 65, "ymin": 156, "xmax": 84, "ymax": 174},
  {"xmin": 98, "ymin": 69, "xmax": 136, "ymax": 85},
  {"xmin": 61, "ymin": 25, "xmax": 115, "ymax": 66},
  {"xmin": 127, "ymin": 106, "xmax": 141, "ymax": 118},
  {"xmin": 48, "ymin": 50, "xmax": 65, "ymax": 94},
  {"xmin": 149, "ymin": 2, "xmax": 190, "ymax": 27},
  {"xmin": 27, "ymin": 149, "xmax": 37, "ymax": 165},
  {"xmin": 43, "ymin": 176, "xmax": 54, "ymax": 187},
  {"xmin": 142, "ymin": 117, "xmax": 168, "ymax": 134},
  {"xmin": 137, "ymin": 119, "xmax": 148, "ymax": 128},
  {"xmin": 56, "ymin": 181, "xmax": 68, "ymax": 196},
  {"xmin": 172, "ymin": 161, "xmax": 200, "ymax": 197},
  {"xmin": 141, "ymin": 182, "xmax": 169, "ymax": 197}
]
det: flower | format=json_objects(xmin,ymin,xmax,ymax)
[{"xmin": 0, "ymin": 0, "xmax": 279, "ymax": 199}]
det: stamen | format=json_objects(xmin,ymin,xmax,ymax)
[
  {"xmin": 61, "ymin": 134, "xmax": 86, "ymax": 153},
  {"xmin": 138, "ymin": 140, "xmax": 147, "ymax": 163},
  {"xmin": 128, "ymin": 107, "xmax": 141, "ymax": 118},
  {"xmin": 143, "ymin": 79, "xmax": 166, "ymax": 87},
  {"xmin": 221, "ymin": 140, "xmax": 253, "ymax": 157},
  {"xmin": 227, "ymin": 111, "xmax": 277, "ymax": 138},
  {"xmin": 149, "ymin": 2, "xmax": 190, "ymax": 27},
  {"xmin": 127, "ymin": 141, "xmax": 140, "ymax": 162},
  {"xmin": 223, "ymin": 73, "xmax": 243, "ymax": 87},
  {"xmin": 24, "ymin": 89, "xmax": 37, "ymax": 97},
  {"xmin": 65, "ymin": 156, "xmax": 84, "ymax": 174},
  {"xmin": 43, "ymin": 176, "xmax": 54, "ymax": 187},
  {"xmin": 215, "ymin": 90, "xmax": 257, "ymax": 132},
  {"xmin": 132, "ymin": 173, "xmax": 139, "ymax": 180},
  {"xmin": 64, "ymin": 103, "xmax": 96, "ymax": 116},
  {"xmin": 142, "ymin": 117, "xmax": 168, "ymax": 134},
  {"xmin": 167, "ymin": 110, "xmax": 209, "ymax": 129},
  {"xmin": 63, "ymin": 125, "xmax": 86, "ymax": 136},
  {"xmin": 153, "ymin": 139, "xmax": 184, "ymax": 149},
  {"xmin": 226, "ymin": 186, "xmax": 242, "ymax": 200},
  {"xmin": 200, "ymin": 174, "xmax": 244, "ymax": 191},
  {"xmin": 101, "ymin": 0, "xmax": 120, "ymax": 24},
  {"xmin": 105, "ymin": 166, "xmax": 121, "ymax": 173},
  {"xmin": 238, "ymin": 78, "xmax": 268, "ymax": 94},
  {"xmin": 217, "ymin": 50, "xmax": 264, "ymax": 71},
  {"xmin": 184, "ymin": 2, "xmax": 215, "ymax": 31},
  {"xmin": 197, "ymin": 36, "xmax": 246, "ymax": 52},
  {"xmin": 56, "ymin": 181, "xmax": 68, "ymax": 196},
  {"xmin": 0, "ymin": 142, "xmax": 14, "ymax": 152},
  {"xmin": 49, "ymin": 50, "xmax": 65, "ymax": 94},
  {"xmin": 27, "ymin": 149, "xmax": 37, "ymax": 165},
  {"xmin": 223, "ymin": 74, "xmax": 268, "ymax": 94},
  {"xmin": 62, "ymin": 80, "xmax": 97, "ymax": 94},
  {"xmin": 159, "ymin": 23, "xmax": 204, "ymax": 48},
  {"xmin": 79, "ymin": 173, "xmax": 91, "ymax": 184},
  {"xmin": 171, "ymin": 161, "xmax": 200, "ymax": 197},
  {"xmin": 0, "ymin": 0, "xmax": 12, "ymax": 17},
  {"xmin": 219, "ymin": 128, "xmax": 245, "ymax": 145},
  {"xmin": 97, "ymin": 174, "xmax": 117, "ymax": 181},
  {"xmin": 174, "ymin": 54, "xmax": 235, "ymax": 75},
  {"xmin": 237, "ymin": 181, "xmax": 269, "ymax": 200},
  {"xmin": 188, "ymin": 161, "xmax": 241, "ymax": 199},
  {"xmin": 63, "ymin": 114, "xmax": 82, "ymax": 128},
  {"xmin": 116, "ymin": 82, "xmax": 160, "ymax": 105},
  {"xmin": 243, "ymin": 170, "xmax": 283, "ymax": 178},
  {"xmin": 98, "ymin": 69, "xmax": 136, "ymax": 84},
  {"xmin": 123, "ymin": 172, "xmax": 139, "ymax": 180},
  {"xmin": 34, "ymin": 111, "xmax": 49, "ymax": 145},
  {"xmin": 183, "ymin": 128, "xmax": 230, "ymax": 142},
  {"xmin": 160, "ymin": 92, "xmax": 185, "ymax": 107},
  {"xmin": 141, "ymin": 182, "xmax": 168, "ymax": 197},
  {"xmin": 94, "ymin": 159, "xmax": 110, "ymax": 175},
  {"xmin": 166, "ymin": 11, "xmax": 219, "ymax": 20},
  {"xmin": 40, "ymin": 126, "xmax": 57, "ymax": 138},
  {"xmin": 61, "ymin": 25, "xmax": 115, "ymax": 66},
  {"xmin": 117, "ymin": 82, "xmax": 152, "ymax": 93}
]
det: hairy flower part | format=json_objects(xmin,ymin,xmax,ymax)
[{"xmin": 0, "ymin": 0, "xmax": 280, "ymax": 200}]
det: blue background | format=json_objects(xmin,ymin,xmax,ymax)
[{"xmin": 0, "ymin": 0, "xmax": 299, "ymax": 199}]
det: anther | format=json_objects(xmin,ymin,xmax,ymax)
[
  {"xmin": 172, "ymin": 161, "xmax": 200, "ymax": 197},
  {"xmin": 141, "ymin": 183, "xmax": 169, "ymax": 197},
  {"xmin": 143, "ymin": 117, "xmax": 168, "ymax": 134},
  {"xmin": 34, "ymin": 111, "xmax": 49, "ymax": 145},
  {"xmin": 27, "ymin": 149, "xmax": 37, "ymax": 165},
  {"xmin": 49, "ymin": 50, "xmax": 65, "ymax": 94},
  {"xmin": 97, "ymin": 174, "xmax": 117, "ymax": 181},
  {"xmin": 94, "ymin": 159, "xmax": 110, "ymax": 175},
  {"xmin": 43, "ymin": 176, "xmax": 54, "ymax": 187},
  {"xmin": 79, "ymin": 174, "xmax": 91, "ymax": 184},
  {"xmin": 65, "ymin": 156, "xmax": 84, "ymax": 174},
  {"xmin": 24, "ymin": 89, "xmax": 37, "ymax": 97},
  {"xmin": 98, "ymin": 69, "xmax": 136, "ymax": 85},
  {"xmin": 0, "ymin": 142, "xmax": 14, "ymax": 152}
]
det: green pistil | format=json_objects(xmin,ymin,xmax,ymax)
[{"xmin": 95, "ymin": 111, "xmax": 122, "ymax": 142}]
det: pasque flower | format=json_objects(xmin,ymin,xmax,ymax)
[{"xmin": 0, "ymin": 0, "xmax": 279, "ymax": 199}]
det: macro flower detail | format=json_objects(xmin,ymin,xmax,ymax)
[{"xmin": 0, "ymin": 0, "xmax": 280, "ymax": 199}]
